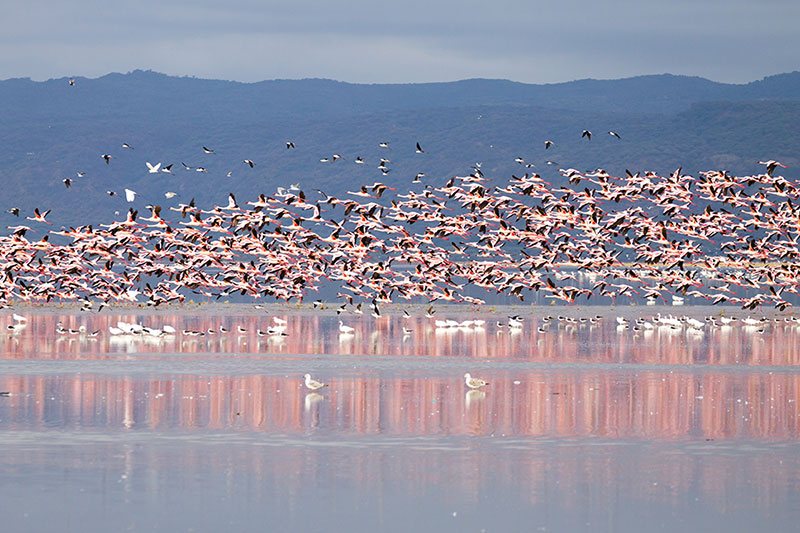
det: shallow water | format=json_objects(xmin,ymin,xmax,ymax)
[{"xmin": 1, "ymin": 307, "xmax": 799, "ymax": 532}]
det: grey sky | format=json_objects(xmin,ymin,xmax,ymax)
[{"xmin": 2, "ymin": 0, "xmax": 798, "ymax": 84}]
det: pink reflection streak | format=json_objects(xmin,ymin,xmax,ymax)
[
  {"xmin": 2, "ymin": 312, "xmax": 800, "ymax": 366},
  {"xmin": 1, "ymin": 372, "xmax": 798, "ymax": 440},
  {"xmin": 0, "ymin": 312, "xmax": 799, "ymax": 441}
]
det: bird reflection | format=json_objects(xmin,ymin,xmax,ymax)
[
  {"xmin": 465, "ymin": 389, "xmax": 486, "ymax": 407},
  {"xmin": 304, "ymin": 392, "xmax": 324, "ymax": 412}
]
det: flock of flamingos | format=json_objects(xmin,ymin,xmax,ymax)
[{"xmin": 0, "ymin": 136, "xmax": 796, "ymax": 315}]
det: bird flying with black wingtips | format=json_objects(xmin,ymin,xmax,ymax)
[
  {"xmin": 416, "ymin": 142, "xmax": 424, "ymax": 154},
  {"xmin": 582, "ymin": 130, "xmax": 592, "ymax": 140},
  {"xmin": 758, "ymin": 160, "xmax": 787, "ymax": 176},
  {"xmin": 27, "ymin": 208, "xmax": 52, "ymax": 225}
]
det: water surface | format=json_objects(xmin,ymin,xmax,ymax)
[{"xmin": 1, "ymin": 307, "xmax": 799, "ymax": 532}]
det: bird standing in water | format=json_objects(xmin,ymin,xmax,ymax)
[
  {"xmin": 304, "ymin": 374, "xmax": 328, "ymax": 391},
  {"xmin": 464, "ymin": 373, "xmax": 489, "ymax": 389}
]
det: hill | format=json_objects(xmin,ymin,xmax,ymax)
[{"xmin": 0, "ymin": 70, "xmax": 798, "ymax": 228}]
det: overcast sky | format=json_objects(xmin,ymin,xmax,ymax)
[{"xmin": 2, "ymin": 0, "xmax": 798, "ymax": 84}]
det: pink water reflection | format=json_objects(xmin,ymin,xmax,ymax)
[
  {"xmin": 1, "ymin": 371, "xmax": 798, "ymax": 440},
  {"xmin": 2, "ymin": 311, "xmax": 800, "ymax": 529},
  {"xmin": 3, "ymin": 311, "xmax": 800, "ymax": 367}
]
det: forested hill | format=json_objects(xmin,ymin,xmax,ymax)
[{"xmin": 1, "ymin": 70, "xmax": 798, "ymax": 228}]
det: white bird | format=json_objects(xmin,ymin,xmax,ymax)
[
  {"xmin": 338, "ymin": 320, "xmax": 355, "ymax": 334},
  {"xmin": 7, "ymin": 323, "xmax": 26, "ymax": 333},
  {"xmin": 304, "ymin": 374, "xmax": 327, "ymax": 391},
  {"xmin": 12, "ymin": 313, "xmax": 27, "ymax": 322},
  {"xmin": 124, "ymin": 189, "xmax": 137, "ymax": 202},
  {"xmin": 685, "ymin": 318, "xmax": 704, "ymax": 329},
  {"xmin": 146, "ymin": 162, "xmax": 161, "ymax": 174},
  {"xmin": 464, "ymin": 373, "xmax": 489, "ymax": 389}
]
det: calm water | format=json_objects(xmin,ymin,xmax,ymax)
[{"xmin": 1, "ymin": 306, "xmax": 799, "ymax": 532}]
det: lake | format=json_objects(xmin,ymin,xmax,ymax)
[{"xmin": 1, "ymin": 305, "xmax": 799, "ymax": 532}]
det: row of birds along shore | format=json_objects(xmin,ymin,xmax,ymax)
[{"xmin": 6, "ymin": 310, "xmax": 794, "ymax": 339}]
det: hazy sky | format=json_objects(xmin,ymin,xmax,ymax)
[{"xmin": 2, "ymin": 0, "xmax": 798, "ymax": 84}]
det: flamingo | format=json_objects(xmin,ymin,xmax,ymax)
[{"xmin": 26, "ymin": 208, "xmax": 52, "ymax": 225}]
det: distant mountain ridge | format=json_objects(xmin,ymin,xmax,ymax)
[
  {"xmin": 3, "ymin": 70, "xmax": 800, "ymax": 119},
  {"xmin": 0, "ymin": 70, "xmax": 798, "ymax": 228}
]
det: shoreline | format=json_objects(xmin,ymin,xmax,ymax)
[{"xmin": 1, "ymin": 300, "xmax": 795, "ymax": 318}]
